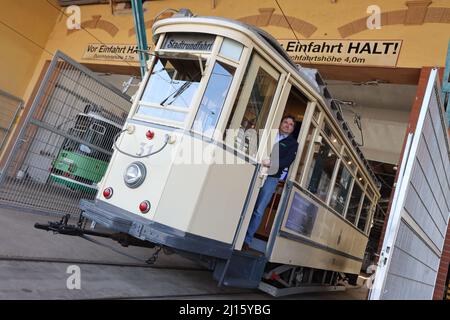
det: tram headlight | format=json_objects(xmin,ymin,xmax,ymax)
[{"xmin": 124, "ymin": 162, "xmax": 146, "ymax": 188}]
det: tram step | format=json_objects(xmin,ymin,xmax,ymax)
[{"xmin": 213, "ymin": 251, "xmax": 267, "ymax": 289}]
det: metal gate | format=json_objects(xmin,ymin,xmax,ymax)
[
  {"xmin": 0, "ymin": 89, "xmax": 23, "ymax": 155},
  {"xmin": 369, "ymin": 68, "xmax": 450, "ymax": 299},
  {"xmin": 0, "ymin": 51, "xmax": 132, "ymax": 216}
]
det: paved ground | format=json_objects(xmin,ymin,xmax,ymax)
[{"xmin": 0, "ymin": 206, "xmax": 369, "ymax": 299}]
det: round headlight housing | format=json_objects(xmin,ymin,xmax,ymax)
[{"xmin": 124, "ymin": 162, "xmax": 146, "ymax": 188}]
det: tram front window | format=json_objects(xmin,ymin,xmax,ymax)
[
  {"xmin": 137, "ymin": 56, "xmax": 206, "ymax": 123},
  {"xmin": 192, "ymin": 61, "xmax": 235, "ymax": 136}
]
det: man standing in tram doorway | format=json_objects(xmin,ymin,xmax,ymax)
[{"xmin": 243, "ymin": 115, "xmax": 299, "ymax": 251}]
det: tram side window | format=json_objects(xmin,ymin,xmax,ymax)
[
  {"xmin": 192, "ymin": 61, "xmax": 235, "ymax": 136},
  {"xmin": 357, "ymin": 195, "xmax": 372, "ymax": 232},
  {"xmin": 295, "ymin": 124, "xmax": 316, "ymax": 183},
  {"xmin": 219, "ymin": 38, "xmax": 243, "ymax": 61},
  {"xmin": 346, "ymin": 182, "xmax": 363, "ymax": 224},
  {"xmin": 241, "ymin": 68, "xmax": 277, "ymax": 132},
  {"xmin": 323, "ymin": 122, "xmax": 342, "ymax": 152},
  {"xmin": 329, "ymin": 163, "xmax": 353, "ymax": 215},
  {"xmin": 306, "ymin": 135, "xmax": 338, "ymax": 202},
  {"xmin": 312, "ymin": 108, "xmax": 320, "ymax": 122},
  {"xmin": 343, "ymin": 149, "xmax": 357, "ymax": 173},
  {"xmin": 357, "ymin": 188, "xmax": 374, "ymax": 231},
  {"xmin": 224, "ymin": 55, "xmax": 279, "ymax": 157}
]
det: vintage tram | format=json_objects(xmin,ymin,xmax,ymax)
[
  {"xmin": 76, "ymin": 10, "xmax": 380, "ymax": 296},
  {"xmin": 50, "ymin": 106, "xmax": 124, "ymax": 193}
]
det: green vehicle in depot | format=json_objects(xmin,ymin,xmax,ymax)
[{"xmin": 50, "ymin": 110, "xmax": 123, "ymax": 194}]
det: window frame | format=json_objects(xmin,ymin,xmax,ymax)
[
  {"xmin": 328, "ymin": 158, "xmax": 355, "ymax": 216},
  {"xmin": 302, "ymin": 115, "xmax": 343, "ymax": 205},
  {"xmin": 135, "ymin": 54, "xmax": 211, "ymax": 127},
  {"xmin": 343, "ymin": 177, "xmax": 366, "ymax": 225},
  {"xmin": 190, "ymin": 57, "xmax": 238, "ymax": 137},
  {"xmin": 221, "ymin": 51, "xmax": 283, "ymax": 161},
  {"xmin": 298, "ymin": 104, "xmax": 322, "ymax": 187},
  {"xmin": 305, "ymin": 130, "xmax": 341, "ymax": 203},
  {"xmin": 132, "ymin": 32, "xmax": 221, "ymax": 128},
  {"xmin": 356, "ymin": 187, "xmax": 376, "ymax": 232}
]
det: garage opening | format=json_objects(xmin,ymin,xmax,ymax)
[{"xmin": 317, "ymin": 65, "xmax": 420, "ymax": 274}]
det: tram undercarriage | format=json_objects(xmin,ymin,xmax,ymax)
[{"xmin": 34, "ymin": 206, "xmax": 352, "ymax": 297}]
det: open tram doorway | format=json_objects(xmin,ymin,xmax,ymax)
[{"xmin": 249, "ymin": 86, "xmax": 309, "ymax": 251}]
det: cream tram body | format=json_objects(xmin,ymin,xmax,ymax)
[{"xmin": 81, "ymin": 14, "xmax": 380, "ymax": 289}]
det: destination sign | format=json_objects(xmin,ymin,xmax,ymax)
[{"xmin": 162, "ymin": 33, "xmax": 215, "ymax": 52}]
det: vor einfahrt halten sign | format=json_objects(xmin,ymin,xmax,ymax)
[
  {"xmin": 278, "ymin": 39, "xmax": 402, "ymax": 67},
  {"xmin": 82, "ymin": 43, "xmax": 150, "ymax": 62}
]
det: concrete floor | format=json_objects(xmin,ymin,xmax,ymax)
[{"xmin": 0, "ymin": 206, "xmax": 369, "ymax": 299}]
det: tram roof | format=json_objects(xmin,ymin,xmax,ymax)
[{"xmin": 153, "ymin": 11, "xmax": 381, "ymax": 190}]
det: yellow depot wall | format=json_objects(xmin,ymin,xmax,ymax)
[
  {"xmin": 0, "ymin": 0, "xmax": 59, "ymax": 100},
  {"xmin": 37, "ymin": 0, "xmax": 450, "ymax": 72},
  {"xmin": 3, "ymin": 0, "xmax": 450, "ymax": 109}
]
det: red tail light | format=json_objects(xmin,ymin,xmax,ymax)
[
  {"xmin": 139, "ymin": 200, "xmax": 151, "ymax": 214},
  {"xmin": 146, "ymin": 130, "xmax": 155, "ymax": 140},
  {"xmin": 103, "ymin": 187, "xmax": 113, "ymax": 199}
]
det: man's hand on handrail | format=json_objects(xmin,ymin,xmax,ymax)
[{"xmin": 261, "ymin": 159, "xmax": 271, "ymax": 168}]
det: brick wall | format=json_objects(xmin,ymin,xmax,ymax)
[{"xmin": 434, "ymin": 208, "xmax": 450, "ymax": 299}]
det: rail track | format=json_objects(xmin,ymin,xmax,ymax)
[
  {"xmin": 98, "ymin": 291, "xmax": 258, "ymax": 300},
  {"xmin": 0, "ymin": 254, "xmax": 209, "ymax": 271},
  {"xmin": 0, "ymin": 254, "xmax": 257, "ymax": 300}
]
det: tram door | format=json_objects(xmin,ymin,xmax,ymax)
[
  {"xmin": 252, "ymin": 87, "xmax": 308, "ymax": 240},
  {"xmin": 228, "ymin": 53, "xmax": 287, "ymax": 250},
  {"xmin": 233, "ymin": 80, "xmax": 311, "ymax": 251},
  {"xmin": 235, "ymin": 79, "xmax": 313, "ymax": 249}
]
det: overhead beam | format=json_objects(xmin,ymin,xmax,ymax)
[
  {"xmin": 315, "ymin": 65, "xmax": 421, "ymax": 85},
  {"xmin": 131, "ymin": 0, "xmax": 149, "ymax": 77},
  {"xmin": 443, "ymin": 41, "xmax": 450, "ymax": 124}
]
